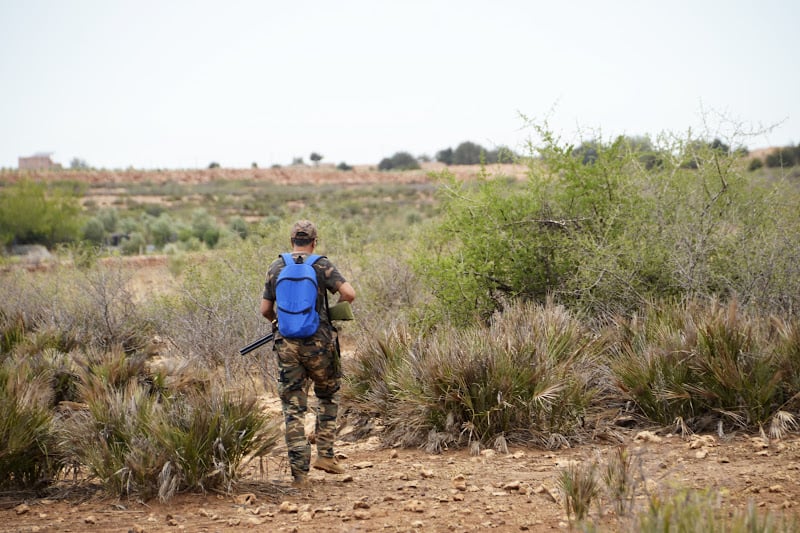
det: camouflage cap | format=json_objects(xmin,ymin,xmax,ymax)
[{"xmin": 290, "ymin": 220, "xmax": 317, "ymax": 240}]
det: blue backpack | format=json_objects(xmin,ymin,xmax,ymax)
[{"xmin": 275, "ymin": 253, "xmax": 322, "ymax": 338}]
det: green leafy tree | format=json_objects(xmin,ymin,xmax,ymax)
[
  {"xmin": 378, "ymin": 152, "xmax": 420, "ymax": 171},
  {"xmin": 436, "ymin": 147, "xmax": 454, "ymax": 165},
  {"xmin": 70, "ymin": 157, "xmax": 89, "ymax": 170},
  {"xmin": 191, "ymin": 209, "xmax": 220, "ymax": 248},
  {"xmin": 81, "ymin": 217, "xmax": 106, "ymax": 245},
  {"xmin": 0, "ymin": 180, "xmax": 83, "ymax": 248},
  {"xmin": 418, "ymin": 125, "xmax": 800, "ymax": 323},
  {"xmin": 310, "ymin": 152, "xmax": 323, "ymax": 166},
  {"xmin": 452, "ymin": 141, "xmax": 485, "ymax": 165},
  {"xmin": 150, "ymin": 214, "xmax": 178, "ymax": 248}
]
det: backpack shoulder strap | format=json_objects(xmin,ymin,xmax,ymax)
[
  {"xmin": 305, "ymin": 254, "xmax": 322, "ymax": 266},
  {"xmin": 280, "ymin": 252, "xmax": 295, "ymax": 266}
]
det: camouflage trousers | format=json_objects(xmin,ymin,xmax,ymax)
[{"xmin": 274, "ymin": 334, "xmax": 340, "ymax": 479}]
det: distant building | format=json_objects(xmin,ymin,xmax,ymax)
[{"xmin": 18, "ymin": 152, "xmax": 59, "ymax": 170}]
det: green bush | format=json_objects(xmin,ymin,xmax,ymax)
[
  {"xmin": 378, "ymin": 152, "xmax": 420, "ymax": 171},
  {"xmin": 747, "ymin": 157, "xmax": 764, "ymax": 171},
  {"xmin": 0, "ymin": 180, "xmax": 84, "ymax": 248},
  {"xmin": 417, "ymin": 125, "xmax": 800, "ymax": 324},
  {"xmin": 81, "ymin": 217, "xmax": 106, "ymax": 245}
]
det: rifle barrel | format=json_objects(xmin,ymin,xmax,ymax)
[{"xmin": 239, "ymin": 332, "xmax": 274, "ymax": 356}]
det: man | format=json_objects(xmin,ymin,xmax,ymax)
[{"xmin": 260, "ymin": 220, "xmax": 356, "ymax": 488}]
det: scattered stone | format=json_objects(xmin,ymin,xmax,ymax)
[
  {"xmin": 511, "ymin": 451, "xmax": 526, "ymax": 459},
  {"xmin": 197, "ymin": 508, "xmax": 212, "ymax": 517},
  {"xmin": 352, "ymin": 461, "xmax": 374, "ymax": 469},
  {"xmin": 354, "ymin": 500, "xmax": 371, "ymax": 509},
  {"xmin": 534, "ymin": 484, "xmax": 557, "ymax": 503},
  {"xmin": 247, "ymin": 517, "xmax": 268, "ymax": 525},
  {"xmin": 128, "ymin": 525, "xmax": 145, "ymax": 533},
  {"xmin": 718, "ymin": 456, "xmax": 730, "ymax": 463},
  {"xmin": 420, "ymin": 469, "xmax": 435, "ymax": 478},
  {"xmin": 453, "ymin": 493, "xmax": 465, "ymax": 502},
  {"xmin": 751, "ymin": 437, "xmax": 770, "ymax": 449},
  {"xmin": 695, "ymin": 450, "xmax": 709, "ymax": 459},
  {"xmin": 769, "ymin": 485, "xmax": 784, "ymax": 493},
  {"xmin": 480, "ymin": 449, "xmax": 496, "ymax": 459},
  {"xmin": 403, "ymin": 500, "xmax": 426, "ymax": 513},
  {"xmin": 411, "ymin": 520, "xmax": 424, "ymax": 528},
  {"xmin": 14, "ymin": 504, "xmax": 30, "ymax": 515},
  {"xmin": 279, "ymin": 501, "xmax": 299, "ymax": 513},
  {"xmin": 389, "ymin": 449, "xmax": 399, "ymax": 459},
  {"xmin": 634, "ymin": 431, "xmax": 662, "ymax": 443},
  {"xmin": 227, "ymin": 518, "xmax": 241, "ymax": 526},
  {"xmin": 299, "ymin": 511, "xmax": 314, "ymax": 522},
  {"xmin": 503, "ymin": 481, "xmax": 521, "ymax": 491},
  {"xmin": 84, "ymin": 516, "xmax": 97, "ymax": 524},
  {"xmin": 452, "ymin": 474, "xmax": 468, "ymax": 491},
  {"xmin": 234, "ymin": 493, "xmax": 256, "ymax": 505},
  {"xmin": 353, "ymin": 510, "xmax": 371, "ymax": 520},
  {"xmin": 342, "ymin": 474, "xmax": 354, "ymax": 482},
  {"xmin": 554, "ymin": 459, "xmax": 578, "ymax": 469},
  {"xmin": 688, "ymin": 435, "xmax": 717, "ymax": 449}
]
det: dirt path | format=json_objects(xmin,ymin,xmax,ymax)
[{"xmin": 3, "ymin": 428, "xmax": 800, "ymax": 532}]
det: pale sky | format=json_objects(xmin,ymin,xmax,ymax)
[{"xmin": 1, "ymin": 0, "xmax": 797, "ymax": 170}]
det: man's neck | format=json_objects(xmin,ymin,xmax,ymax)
[{"xmin": 292, "ymin": 245, "xmax": 315, "ymax": 254}]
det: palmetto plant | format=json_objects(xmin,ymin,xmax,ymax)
[
  {"xmin": 0, "ymin": 360, "xmax": 65, "ymax": 489},
  {"xmin": 346, "ymin": 300, "xmax": 602, "ymax": 449},
  {"xmin": 610, "ymin": 298, "xmax": 800, "ymax": 432},
  {"xmin": 58, "ymin": 346, "xmax": 281, "ymax": 501}
]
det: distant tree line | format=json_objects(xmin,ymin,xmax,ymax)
[{"xmin": 747, "ymin": 143, "xmax": 800, "ymax": 171}]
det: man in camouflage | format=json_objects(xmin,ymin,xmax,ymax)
[{"xmin": 260, "ymin": 220, "xmax": 356, "ymax": 487}]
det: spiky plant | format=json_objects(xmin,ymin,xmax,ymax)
[
  {"xmin": 635, "ymin": 489, "xmax": 798, "ymax": 533},
  {"xmin": 602, "ymin": 445, "xmax": 640, "ymax": 517},
  {"xmin": 610, "ymin": 298, "xmax": 799, "ymax": 432},
  {"xmin": 0, "ymin": 360, "xmax": 64, "ymax": 489},
  {"xmin": 559, "ymin": 459, "xmax": 600, "ymax": 523},
  {"xmin": 345, "ymin": 300, "xmax": 601, "ymax": 449},
  {"xmin": 58, "ymin": 346, "xmax": 280, "ymax": 501}
]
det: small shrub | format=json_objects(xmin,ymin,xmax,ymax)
[
  {"xmin": 748, "ymin": 158, "xmax": 764, "ymax": 171},
  {"xmin": 559, "ymin": 459, "xmax": 599, "ymax": 522},
  {"xmin": 634, "ymin": 489, "xmax": 797, "ymax": 532},
  {"xmin": 378, "ymin": 152, "xmax": 420, "ymax": 171}
]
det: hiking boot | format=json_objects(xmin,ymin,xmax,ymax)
[
  {"xmin": 312, "ymin": 456, "xmax": 345, "ymax": 474},
  {"xmin": 291, "ymin": 474, "xmax": 310, "ymax": 489}
]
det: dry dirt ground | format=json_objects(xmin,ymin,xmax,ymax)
[{"xmin": 2, "ymin": 427, "xmax": 800, "ymax": 533}]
